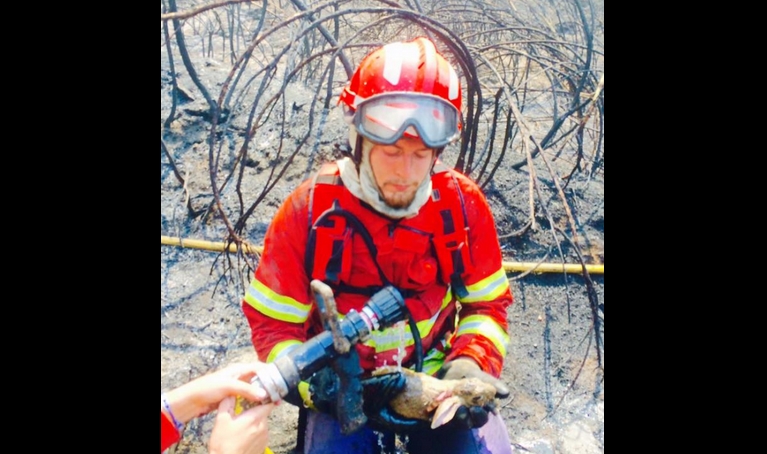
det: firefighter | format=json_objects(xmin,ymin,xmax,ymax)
[{"xmin": 242, "ymin": 36, "xmax": 514, "ymax": 454}]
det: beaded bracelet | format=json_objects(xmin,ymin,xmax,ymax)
[{"xmin": 161, "ymin": 393, "xmax": 184, "ymax": 431}]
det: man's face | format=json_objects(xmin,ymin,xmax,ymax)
[{"xmin": 368, "ymin": 136, "xmax": 435, "ymax": 209}]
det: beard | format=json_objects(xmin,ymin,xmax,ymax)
[
  {"xmin": 380, "ymin": 182, "xmax": 419, "ymax": 208},
  {"xmin": 382, "ymin": 189, "xmax": 417, "ymax": 208}
]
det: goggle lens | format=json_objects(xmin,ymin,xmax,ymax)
[{"xmin": 353, "ymin": 94, "xmax": 461, "ymax": 148}]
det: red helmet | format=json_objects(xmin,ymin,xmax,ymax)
[{"xmin": 339, "ymin": 37, "xmax": 462, "ymax": 148}]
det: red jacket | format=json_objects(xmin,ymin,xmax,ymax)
[{"xmin": 242, "ymin": 161, "xmax": 512, "ymax": 377}]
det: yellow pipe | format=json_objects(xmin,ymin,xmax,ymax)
[
  {"xmin": 162, "ymin": 235, "xmax": 263, "ymax": 254},
  {"xmin": 161, "ymin": 235, "xmax": 604, "ymax": 275}
]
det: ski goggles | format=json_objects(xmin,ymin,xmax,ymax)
[{"xmin": 352, "ymin": 93, "xmax": 462, "ymax": 148}]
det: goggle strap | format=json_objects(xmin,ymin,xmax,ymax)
[{"xmin": 352, "ymin": 131, "xmax": 364, "ymax": 165}]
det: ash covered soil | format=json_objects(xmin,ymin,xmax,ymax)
[{"xmin": 161, "ymin": 58, "xmax": 604, "ymax": 454}]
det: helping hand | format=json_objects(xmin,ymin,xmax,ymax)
[
  {"xmin": 209, "ymin": 396, "xmax": 274, "ymax": 454},
  {"xmin": 436, "ymin": 357, "xmax": 510, "ymax": 430},
  {"xmin": 164, "ymin": 362, "xmax": 271, "ymax": 423}
]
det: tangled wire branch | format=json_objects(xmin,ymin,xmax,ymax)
[{"xmin": 161, "ymin": 0, "xmax": 604, "ymax": 282}]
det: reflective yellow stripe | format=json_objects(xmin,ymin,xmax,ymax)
[
  {"xmin": 266, "ymin": 339, "xmax": 303, "ymax": 363},
  {"xmin": 419, "ymin": 343, "xmax": 447, "ymax": 376},
  {"xmin": 455, "ymin": 314, "xmax": 509, "ymax": 357},
  {"xmin": 420, "ymin": 359, "xmax": 444, "ymax": 376},
  {"xmin": 244, "ymin": 278, "xmax": 312, "ymax": 323},
  {"xmin": 362, "ymin": 289, "xmax": 452, "ymax": 352},
  {"xmin": 459, "ymin": 268, "xmax": 510, "ymax": 303}
]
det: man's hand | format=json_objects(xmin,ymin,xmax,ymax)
[
  {"xmin": 361, "ymin": 371, "xmax": 431, "ymax": 433},
  {"xmin": 437, "ymin": 357, "xmax": 510, "ymax": 430},
  {"xmin": 298, "ymin": 367, "xmax": 430, "ymax": 433}
]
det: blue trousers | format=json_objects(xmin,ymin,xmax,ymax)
[{"xmin": 303, "ymin": 411, "xmax": 513, "ymax": 454}]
